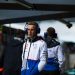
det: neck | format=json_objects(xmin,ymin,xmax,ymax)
[{"xmin": 28, "ymin": 36, "xmax": 37, "ymax": 42}]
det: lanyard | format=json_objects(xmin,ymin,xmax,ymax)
[{"xmin": 22, "ymin": 39, "xmax": 32, "ymax": 60}]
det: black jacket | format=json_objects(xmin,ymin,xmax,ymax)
[{"xmin": 3, "ymin": 37, "xmax": 23, "ymax": 75}]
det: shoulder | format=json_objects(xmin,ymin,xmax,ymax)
[
  {"xmin": 38, "ymin": 36, "xmax": 46, "ymax": 44},
  {"xmin": 52, "ymin": 39, "xmax": 60, "ymax": 45},
  {"xmin": 47, "ymin": 38, "xmax": 60, "ymax": 48},
  {"xmin": 38, "ymin": 40, "xmax": 47, "ymax": 49}
]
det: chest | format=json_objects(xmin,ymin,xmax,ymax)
[
  {"xmin": 24, "ymin": 42, "xmax": 40, "ymax": 60},
  {"xmin": 47, "ymin": 47, "xmax": 58, "ymax": 58}
]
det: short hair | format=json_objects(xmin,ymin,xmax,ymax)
[
  {"xmin": 27, "ymin": 21, "xmax": 39, "ymax": 28},
  {"xmin": 27, "ymin": 21, "xmax": 40, "ymax": 34},
  {"xmin": 47, "ymin": 27, "xmax": 57, "ymax": 38}
]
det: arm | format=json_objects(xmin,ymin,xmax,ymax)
[
  {"xmin": 57, "ymin": 45, "xmax": 65, "ymax": 68},
  {"xmin": 21, "ymin": 42, "xmax": 27, "ymax": 71},
  {"xmin": 38, "ymin": 42, "xmax": 48, "ymax": 71},
  {"xmin": 31, "ymin": 41, "xmax": 48, "ymax": 75},
  {"xmin": 22, "ymin": 42, "xmax": 25, "ymax": 61}
]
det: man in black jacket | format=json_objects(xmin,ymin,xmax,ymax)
[
  {"xmin": 0, "ymin": 31, "xmax": 4, "ymax": 75},
  {"xmin": 3, "ymin": 29, "xmax": 24, "ymax": 75}
]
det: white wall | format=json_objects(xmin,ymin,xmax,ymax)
[
  {"xmin": 39, "ymin": 20, "xmax": 75, "ymax": 43},
  {"xmin": 4, "ymin": 20, "xmax": 75, "ymax": 43}
]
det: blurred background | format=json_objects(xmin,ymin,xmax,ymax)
[{"xmin": 0, "ymin": 0, "xmax": 75, "ymax": 75}]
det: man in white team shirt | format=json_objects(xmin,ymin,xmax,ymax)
[
  {"xmin": 43, "ymin": 27, "xmax": 65, "ymax": 75},
  {"xmin": 21, "ymin": 21, "xmax": 47, "ymax": 75}
]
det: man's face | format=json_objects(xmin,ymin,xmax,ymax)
[{"xmin": 27, "ymin": 25, "xmax": 36, "ymax": 38}]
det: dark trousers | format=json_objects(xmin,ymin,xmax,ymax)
[
  {"xmin": 40, "ymin": 70, "xmax": 60, "ymax": 75},
  {"xmin": 2, "ymin": 68, "xmax": 21, "ymax": 75}
]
